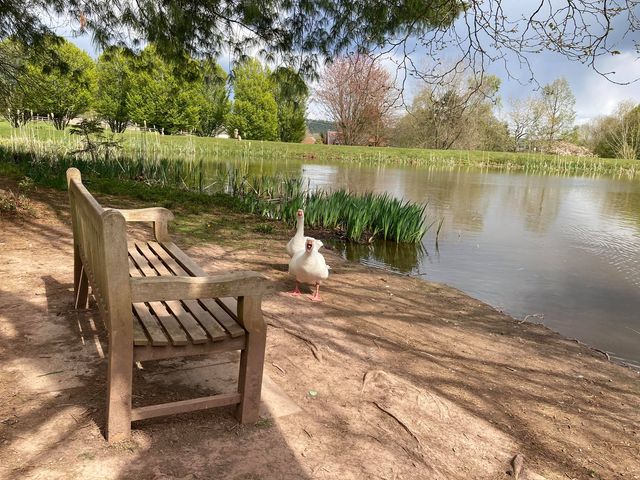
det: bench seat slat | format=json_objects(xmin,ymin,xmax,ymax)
[
  {"xmin": 129, "ymin": 258, "xmax": 142, "ymax": 277},
  {"xmin": 155, "ymin": 241, "xmax": 245, "ymax": 338},
  {"xmin": 146, "ymin": 241, "xmax": 242, "ymax": 340},
  {"xmin": 133, "ymin": 303, "xmax": 170, "ymax": 346},
  {"xmin": 199, "ymin": 299, "xmax": 245, "ymax": 338},
  {"xmin": 129, "ymin": 246, "xmax": 190, "ymax": 346},
  {"xmin": 128, "ymin": 247, "xmax": 156, "ymax": 277},
  {"xmin": 163, "ymin": 300, "xmax": 208, "ymax": 344},
  {"xmin": 135, "ymin": 242, "xmax": 209, "ymax": 345},
  {"xmin": 133, "ymin": 319, "xmax": 149, "ymax": 346},
  {"xmin": 135, "ymin": 242, "xmax": 227, "ymax": 343},
  {"xmin": 147, "ymin": 301, "xmax": 189, "ymax": 346}
]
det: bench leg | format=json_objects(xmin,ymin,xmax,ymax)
[
  {"xmin": 73, "ymin": 246, "xmax": 89, "ymax": 309},
  {"xmin": 105, "ymin": 330, "xmax": 133, "ymax": 443},
  {"xmin": 235, "ymin": 296, "xmax": 266, "ymax": 424}
]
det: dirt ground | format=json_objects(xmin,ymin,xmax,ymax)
[{"xmin": 1, "ymin": 179, "xmax": 639, "ymax": 480}]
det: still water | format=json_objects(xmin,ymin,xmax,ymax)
[
  {"xmin": 207, "ymin": 159, "xmax": 640, "ymax": 365},
  {"xmin": 289, "ymin": 164, "xmax": 640, "ymax": 367}
]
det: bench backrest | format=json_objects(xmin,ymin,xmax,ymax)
[{"xmin": 67, "ymin": 168, "xmax": 131, "ymax": 326}]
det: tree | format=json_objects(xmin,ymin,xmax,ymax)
[
  {"xmin": 392, "ymin": 74, "xmax": 502, "ymax": 150},
  {"xmin": 507, "ymin": 96, "xmax": 545, "ymax": 150},
  {"xmin": 539, "ymin": 78, "xmax": 576, "ymax": 142},
  {"xmin": 195, "ymin": 60, "xmax": 230, "ymax": 136},
  {"xmin": 316, "ymin": 55, "xmax": 396, "ymax": 146},
  {"xmin": 0, "ymin": 39, "xmax": 31, "ymax": 127},
  {"xmin": 590, "ymin": 101, "xmax": 640, "ymax": 159},
  {"xmin": 95, "ymin": 47, "xmax": 135, "ymax": 133},
  {"xmin": 612, "ymin": 103, "xmax": 640, "ymax": 159},
  {"xmin": 23, "ymin": 38, "xmax": 96, "ymax": 129},
  {"xmin": 3, "ymin": 2, "xmax": 638, "ymax": 91},
  {"xmin": 126, "ymin": 47, "xmax": 203, "ymax": 134},
  {"xmin": 272, "ymin": 67, "xmax": 308, "ymax": 143},
  {"xmin": 226, "ymin": 59, "xmax": 278, "ymax": 141}
]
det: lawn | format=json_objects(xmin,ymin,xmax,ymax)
[{"xmin": 1, "ymin": 120, "xmax": 638, "ymax": 177}]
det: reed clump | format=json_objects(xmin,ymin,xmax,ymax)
[
  {"xmin": 0, "ymin": 146, "xmax": 430, "ymax": 243},
  {"xmin": 228, "ymin": 169, "xmax": 428, "ymax": 243}
]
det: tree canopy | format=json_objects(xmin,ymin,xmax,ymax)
[
  {"xmin": 2, "ymin": 1, "xmax": 638, "ymax": 85},
  {"xmin": 272, "ymin": 67, "xmax": 308, "ymax": 143},
  {"xmin": 23, "ymin": 38, "xmax": 96, "ymax": 129},
  {"xmin": 393, "ymin": 75, "xmax": 506, "ymax": 150},
  {"xmin": 95, "ymin": 47, "xmax": 134, "ymax": 133},
  {"xmin": 126, "ymin": 47, "xmax": 204, "ymax": 134},
  {"xmin": 225, "ymin": 59, "xmax": 279, "ymax": 141}
]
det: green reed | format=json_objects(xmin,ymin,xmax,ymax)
[
  {"xmin": 228, "ymin": 168, "xmax": 428, "ymax": 243},
  {"xmin": 2, "ymin": 120, "xmax": 638, "ymax": 178},
  {"xmin": 0, "ymin": 140, "xmax": 430, "ymax": 243}
]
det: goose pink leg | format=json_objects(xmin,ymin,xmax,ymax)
[
  {"xmin": 309, "ymin": 283, "xmax": 323, "ymax": 302},
  {"xmin": 288, "ymin": 281, "xmax": 301, "ymax": 296}
]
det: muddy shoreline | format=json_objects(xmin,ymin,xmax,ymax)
[{"xmin": 1, "ymin": 179, "xmax": 639, "ymax": 479}]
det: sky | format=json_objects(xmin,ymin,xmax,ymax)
[{"xmin": 58, "ymin": 3, "xmax": 640, "ymax": 125}]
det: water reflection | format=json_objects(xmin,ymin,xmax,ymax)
[
  {"xmin": 326, "ymin": 239, "xmax": 425, "ymax": 274},
  {"xmin": 199, "ymin": 157, "xmax": 640, "ymax": 366}
]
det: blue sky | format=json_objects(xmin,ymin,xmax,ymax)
[{"xmin": 58, "ymin": 4, "xmax": 640, "ymax": 124}]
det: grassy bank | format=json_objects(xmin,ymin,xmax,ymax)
[
  {"xmin": 1, "ymin": 120, "xmax": 638, "ymax": 177},
  {"xmin": 0, "ymin": 145, "xmax": 429, "ymax": 243}
]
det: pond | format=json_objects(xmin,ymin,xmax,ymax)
[{"xmin": 213, "ymin": 159, "xmax": 640, "ymax": 367}]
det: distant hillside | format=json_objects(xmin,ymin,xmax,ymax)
[{"xmin": 307, "ymin": 119, "xmax": 336, "ymax": 135}]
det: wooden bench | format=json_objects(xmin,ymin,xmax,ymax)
[{"xmin": 66, "ymin": 168, "xmax": 269, "ymax": 442}]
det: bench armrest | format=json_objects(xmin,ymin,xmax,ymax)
[
  {"xmin": 113, "ymin": 207, "xmax": 174, "ymax": 242},
  {"xmin": 129, "ymin": 271, "xmax": 269, "ymax": 303}
]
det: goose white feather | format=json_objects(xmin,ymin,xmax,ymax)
[
  {"xmin": 288, "ymin": 237, "xmax": 329, "ymax": 301},
  {"xmin": 286, "ymin": 209, "xmax": 305, "ymax": 257}
]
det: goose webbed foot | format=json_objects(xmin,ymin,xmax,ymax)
[
  {"xmin": 287, "ymin": 282, "xmax": 302, "ymax": 296},
  {"xmin": 309, "ymin": 283, "xmax": 323, "ymax": 302}
]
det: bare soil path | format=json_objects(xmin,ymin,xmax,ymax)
[{"xmin": 0, "ymin": 180, "xmax": 638, "ymax": 479}]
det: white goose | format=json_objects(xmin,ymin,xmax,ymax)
[
  {"xmin": 286, "ymin": 209, "xmax": 306, "ymax": 257},
  {"xmin": 288, "ymin": 237, "xmax": 330, "ymax": 301}
]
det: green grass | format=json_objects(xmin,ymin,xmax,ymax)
[
  {"xmin": 0, "ymin": 144, "xmax": 429, "ymax": 243},
  {"xmin": 1, "ymin": 120, "xmax": 638, "ymax": 177},
  {"xmin": 228, "ymin": 171, "xmax": 428, "ymax": 242}
]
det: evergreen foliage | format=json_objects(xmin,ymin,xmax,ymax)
[
  {"xmin": 195, "ymin": 60, "xmax": 230, "ymax": 136},
  {"xmin": 23, "ymin": 39, "xmax": 96, "ymax": 130},
  {"xmin": 95, "ymin": 47, "xmax": 134, "ymax": 133},
  {"xmin": 272, "ymin": 67, "xmax": 308, "ymax": 143},
  {"xmin": 126, "ymin": 47, "xmax": 203, "ymax": 134},
  {"xmin": 226, "ymin": 59, "xmax": 278, "ymax": 141},
  {"xmin": 0, "ymin": 39, "xmax": 31, "ymax": 127}
]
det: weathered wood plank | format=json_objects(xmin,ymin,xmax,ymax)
[
  {"xmin": 131, "ymin": 393, "xmax": 241, "ymax": 421},
  {"xmin": 235, "ymin": 295, "xmax": 266, "ymax": 424},
  {"xmin": 148, "ymin": 301, "xmax": 188, "ymax": 346},
  {"xmin": 164, "ymin": 300, "xmax": 208, "ymax": 344},
  {"xmin": 135, "ymin": 241, "xmax": 173, "ymax": 275},
  {"xmin": 115, "ymin": 207, "xmax": 174, "ymax": 223},
  {"xmin": 135, "ymin": 242, "xmax": 208, "ymax": 344},
  {"xmin": 134, "ymin": 335, "xmax": 246, "ymax": 362},
  {"xmin": 128, "ymin": 247, "xmax": 157, "ymax": 277},
  {"xmin": 130, "ymin": 274, "xmax": 266, "ymax": 305},
  {"xmin": 101, "ymin": 209, "xmax": 134, "ymax": 443},
  {"xmin": 132, "ymin": 303, "xmax": 169, "ymax": 346},
  {"xmin": 128, "ymin": 257, "xmax": 142, "ymax": 278},
  {"xmin": 158, "ymin": 242, "xmax": 247, "ymax": 337},
  {"xmin": 129, "ymin": 243, "xmax": 191, "ymax": 345},
  {"xmin": 133, "ymin": 319, "xmax": 149, "ymax": 346},
  {"xmin": 145, "ymin": 242, "xmax": 229, "ymax": 341},
  {"xmin": 200, "ymin": 299, "xmax": 245, "ymax": 338}
]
